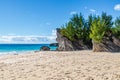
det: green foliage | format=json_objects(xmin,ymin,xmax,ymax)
[
  {"xmin": 115, "ymin": 17, "xmax": 120, "ymax": 31},
  {"xmin": 86, "ymin": 15, "xmax": 96, "ymax": 39},
  {"xmin": 60, "ymin": 13, "xmax": 91, "ymax": 42},
  {"xmin": 101, "ymin": 12, "xmax": 113, "ymax": 28},
  {"xmin": 112, "ymin": 17, "xmax": 120, "ymax": 38},
  {"xmin": 90, "ymin": 16, "xmax": 106, "ymax": 43},
  {"xmin": 70, "ymin": 13, "xmax": 86, "ymax": 39},
  {"xmin": 60, "ymin": 12, "xmax": 119, "ymax": 43},
  {"xmin": 60, "ymin": 22, "xmax": 75, "ymax": 41},
  {"xmin": 90, "ymin": 13, "xmax": 114, "ymax": 43},
  {"xmin": 101, "ymin": 12, "xmax": 113, "ymax": 36},
  {"xmin": 88, "ymin": 14, "xmax": 96, "ymax": 27}
]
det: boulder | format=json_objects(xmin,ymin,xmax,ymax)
[
  {"xmin": 40, "ymin": 46, "xmax": 50, "ymax": 51},
  {"xmin": 56, "ymin": 28, "xmax": 92, "ymax": 51},
  {"xmin": 93, "ymin": 36, "xmax": 120, "ymax": 52}
]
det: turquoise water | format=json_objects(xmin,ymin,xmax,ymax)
[{"xmin": 0, "ymin": 44, "xmax": 57, "ymax": 55}]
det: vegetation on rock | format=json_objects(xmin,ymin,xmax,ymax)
[
  {"xmin": 90, "ymin": 16, "xmax": 106, "ymax": 43},
  {"xmin": 60, "ymin": 13, "xmax": 91, "ymax": 43},
  {"xmin": 60, "ymin": 12, "xmax": 119, "ymax": 43}
]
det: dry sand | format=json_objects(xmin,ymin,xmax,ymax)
[{"xmin": 0, "ymin": 50, "xmax": 120, "ymax": 80}]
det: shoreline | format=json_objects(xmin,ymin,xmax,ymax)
[
  {"xmin": 0, "ymin": 50, "xmax": 120, "ymax": 80},
  {"xmin": 0, "ymin": 50, "xmax": 119, "ymax": 56}
]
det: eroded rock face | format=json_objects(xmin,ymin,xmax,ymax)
[
  {"xmin": 112, "ymin": 36, "xmax": 120, "ymax": 47},
  {"xmin": 56, "ymin": 29, "xmax": 73, "ymax": 51},
  {"xmin": 40, "ymin": 46, "xmax": 50, "ymax": 51},
  {"xmin": 56, "ymin": 28, "xmax": 120, "ymax": 52},
  {"xmin": 56, "ymin": 28, "xmax": 92, "ymax": 51},
  {"xmin": 93, "ymin": 37, "xmax": 120, "ymax": 52}
]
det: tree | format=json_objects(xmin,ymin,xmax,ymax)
[
  {"xmin": 61, "ymin": 13, "xmax": 90, "ymax": 42},
  {"xmin": 90, "ymin": 16, "xmax": 106, "ymax": 43},
  {"xmin": 60, "ymin": 12, "xmax": 118, "ymax": 43},
  {"xmin": 101, "ymin": 12, "xmax": 113, "ymax": 36},
  {"xmin": 86, "ymin": 14, "xmax": 96, "ymax": 40},
  {"xmin": 70, "ymin": 13, "xmax": 85, "ymax": 39},
  {"xmin": 88, "ymin": 14, "xmax": 94, "ymax": 28},
  {"xmin": 70, "ymin": 13, "xmax": 91, "ymax": 42},
  {"xmin": 60, "ymin": 22, "xmax": 75, "ymax": 41},
  {"xmin": 112, "ymin": 17, "xmax": 120, "ymax": 38}
]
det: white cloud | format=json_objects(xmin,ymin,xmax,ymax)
[
  {"xmin": 114, "ymin": 4, "xmax": 120, "ymax": 11},
  {"xmin": 90, "ymin": 9, "xmax": 96, "ymax": 13},
  {"xmin": 0, "ymin": 30, "xmax": 57, "ymax": 44},
  {"xmin": 70, "ymin": 11, "xmax": 77, "ymax": 15},
  {"xmin": 51, "ymin": 30, "xmax": 56, "ymax": 36},
  {"xmin": 46, "ymin": 22, "xmax": 51, "ymax": 26},
  {"xmin": 0, "ymin": 35, "xmax": 56, "ymax": 44}
]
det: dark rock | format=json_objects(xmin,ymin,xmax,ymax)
[
  {"xmin": 50, "ymin": 43, "xmax": 58, "ymax": 46},
  {"xmin": 93, "ymin": 36, "xmax": 120, "ymax": 52},
  {"xmin": 56, "ymin": 28, "xmax": 74, "ymax": 51},
  {"xmin": 56, "ymin": 28, "xmax": 92, "ymax": 51},
  {"xmin": 40, "ymin": 46, "xmax": 50, "ymax": 51},
  {"xmin": 56, "ymin": 28, "xmax": 120, "ymax": 52}
]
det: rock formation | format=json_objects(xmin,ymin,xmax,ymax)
[
  {"xmin": 93, "ymin": 36, "xmax": 120, "ymax": 52},
  {"xmin": 56, "ymin": 28, "xmax": 92, "ymax": 51},
  {"xmin": 56, "ymin": 28, "xmax": 120, "ymax": 52},
  {"xmin": 40, "ymin": 46, "xmax": 50, "ymax": 51}
]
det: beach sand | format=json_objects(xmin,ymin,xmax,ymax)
[{"xmin": 0, "ymin": 50, "xmax": 120, "ymax": 80}]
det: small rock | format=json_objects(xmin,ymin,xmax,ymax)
[{"xmin": 40, "ymin": 46, "xmax": 50, "ymax": 51}]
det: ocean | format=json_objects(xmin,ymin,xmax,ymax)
[{"xmin": 0, "ymin": 44, "xmax": 57, "ymax": 55}]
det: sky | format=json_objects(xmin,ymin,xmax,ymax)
[{"xmin": 0, "ymin": 0, "xmax": 120, "ymax": 44}]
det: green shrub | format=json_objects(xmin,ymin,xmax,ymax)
[
  {"xmin": 101, "ymin": 12, "xmax": 113, "ymax": 36},
  {"xmin": 60, "ymin": 12, "xmax": 119, "ymax": 43},
  {"xmin": 90, "ymin": 16, "xmax": 106, "ymax": 43},
  {"xmin": 60, "ymin": 13, "xmax": 91, "ymax": 42},
  {"xmin": 60, "ymin": 22, "xmax": 75, "ymax": 41},
  {"xmin": 112, "ymin": 17, "xmax": 120, "ymax": 38},
  {"xmin": 70, "ymin": 14, "xmax": 85, "ymax": 39}
]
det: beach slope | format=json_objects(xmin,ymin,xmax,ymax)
[{"xmin": 0, "ymin": 51, "xmax": 120, "ymax": 80}]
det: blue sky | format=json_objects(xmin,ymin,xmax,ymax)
[{"xmin": 0, "ymin": 0, "xmax": 120, "ymax": 43}]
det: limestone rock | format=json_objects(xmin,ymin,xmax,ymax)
[
  {"xmin": 56, "ymin": 28, "xmax": 92, "ymax": 51},
  {"xmin": 93, "ymin": 37, "xmax": 120, "ymax": 52},
  {"xmin": 40, "ymin": 46, "xmax": 50, "ymax": 51}
]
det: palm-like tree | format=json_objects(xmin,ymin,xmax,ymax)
[{"xmin": 90, "ymin": 16, "xmax": 106, "ymax": 43}]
